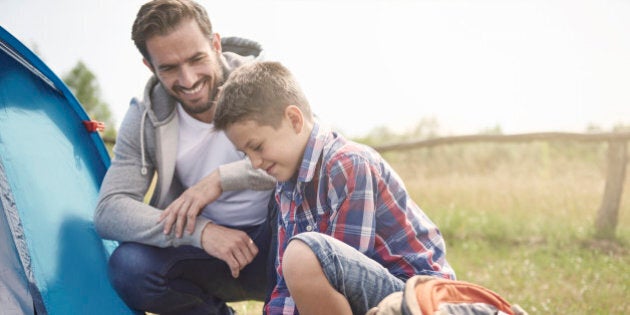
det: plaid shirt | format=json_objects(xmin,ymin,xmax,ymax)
[{"xmin": 265, "ymin": 122, "xmax": 455, "ymax": 314}]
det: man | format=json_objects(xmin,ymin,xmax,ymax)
[{"xmin": 94, "ymin": 1, "xmax": 276, "ymax": 314}]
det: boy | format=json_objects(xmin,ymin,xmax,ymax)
[{"xmin": 214, "ymin": 61, "xmax": 455, "ymax": 315}]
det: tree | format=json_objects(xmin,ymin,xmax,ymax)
[{"xmin": 62, "ymin": 61, "xmax": 116, "ymax": 141}]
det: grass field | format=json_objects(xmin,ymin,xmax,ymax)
[{"xmin": 231, "ymin": 141, "xmax": 629, "ymax": 314}]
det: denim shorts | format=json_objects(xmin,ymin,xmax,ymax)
[{"xmin": 290, "ymin": 232, "xmax": 405, "ymax": 314}]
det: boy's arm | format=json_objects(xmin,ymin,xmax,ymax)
[
  {"xmin": 326, "ymin": 152, "xmax": 452, "ymax": 278},
  {"xmin": 325, "ymin": 155, "xmax": 379, "ymax": 252}
]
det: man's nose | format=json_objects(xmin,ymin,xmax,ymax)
[{"xmin": 178, "ymin": 65, "xmax": 196, "ymax": 88}]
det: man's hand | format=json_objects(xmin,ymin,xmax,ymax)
[
  {"xmin": 158, "ymin": 170, "xmax": 222, "ymax": 237},
  {"xmin": 201, "ymin": 222, "xmax": 258, "ymax": 278}
]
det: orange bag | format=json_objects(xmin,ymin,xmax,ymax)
[{"xmin": 367, "ymin": 275, "xmax": 528, "ymax": 315}]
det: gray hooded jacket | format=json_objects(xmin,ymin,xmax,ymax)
[{"xmin": 94, "ymin": 37, "xmax": 275, "ymax": 249}]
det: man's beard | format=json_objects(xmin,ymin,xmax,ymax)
[
  {"xmin": 171, "ymin": 50, "xmax": 225, "ymax": 115},
  {"xmin": 176, "ymin": 77, "xmax": 223, "ymax": 115}
]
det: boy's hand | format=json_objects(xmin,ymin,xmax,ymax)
[
  {"xmin": 200, "ymin": 222, "xmax": 258, "ymax": 278},
  {"xmin": 158, "ymin": 171, "xmax": 222, "ymax": 237}
]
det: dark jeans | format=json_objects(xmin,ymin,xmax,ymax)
[{"xmin": 108, "ymin": 221, "xmax": 274, "ymax": 315}]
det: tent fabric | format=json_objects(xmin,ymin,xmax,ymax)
[
  {"xmin": 0, "ymin": 26, "xmax": 138, "ymax": 314},
  {"xmin": 0, "ymin": 186, "xmax": 35, "ymax": 315}
]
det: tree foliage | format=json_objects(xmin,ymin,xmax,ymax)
[
  {"xmin": 62, "ymin": 61, "xmax": 116, "ymax": 139},
  {"xmin": 353, "ymin": 117, "xmax": 442, "ymax": 147}
]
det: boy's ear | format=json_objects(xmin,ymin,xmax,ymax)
[{"xmin": 285, "ymin": 105, "xmax": 304, "ymax": 133}]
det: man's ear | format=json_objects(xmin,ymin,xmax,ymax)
[
  {"xmin": 142, "ymin": 58, "xmax": 154, "ymax": 73},
  {"xmin": 285, "ymin": 105, "xmax": 304, "ymax": 133},
  {"xmin": 212, "ymin": 33, "xmax": 222, "ymax": 52}
]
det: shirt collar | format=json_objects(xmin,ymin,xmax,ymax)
[{"xmin": 299, "ymin": 120, "xmax": 332, "ymax": 184}]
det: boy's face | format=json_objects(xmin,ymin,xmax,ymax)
[{"xmin": 225, "ymin": 111, "xmax": 307, "ymax": 182}]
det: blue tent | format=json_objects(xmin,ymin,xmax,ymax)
[{"xmin": 0, "ymin": 26, "xmax": 138, "ymax": 314}]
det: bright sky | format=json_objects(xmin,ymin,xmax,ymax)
[{"xmin": 2, "ymin": 0, "xmax": 629, "ymax": 137}]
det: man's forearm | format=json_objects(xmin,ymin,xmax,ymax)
[{"xmin": 219, "ymin": 159, "xmax": 276, "ymax": 191}]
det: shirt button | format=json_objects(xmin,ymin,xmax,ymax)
[{"xmin": 306, "ymin": 225, "xmax": 313, "ymax": 232}]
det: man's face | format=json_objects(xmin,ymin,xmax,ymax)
[{"xmin": 144, "ymin": 19, "xmax": 223, "ymax": 122}]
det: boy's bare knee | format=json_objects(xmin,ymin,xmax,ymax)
[{"xmin": 282, "ymin": 239, "xmax": 319, "ymax": 281}]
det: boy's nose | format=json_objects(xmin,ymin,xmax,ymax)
[{"xmin": 250, "ymin": 154, "xmax": 263, "ymax": 169}]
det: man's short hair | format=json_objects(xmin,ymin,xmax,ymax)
[
  {"xmin": 214, "ymin": 61, "xmax": 312, "ymax": 130},
  {"xmin": 132, "ymin": 0, "xmax": 213, "ymax": 63}
]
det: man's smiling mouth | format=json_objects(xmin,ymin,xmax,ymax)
[{"xmin": 177, "ymin": 79, "xmax": 206, "ymax": 96}]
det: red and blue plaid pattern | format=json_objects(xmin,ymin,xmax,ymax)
[{"xmin": 265, "ymin": 122, "xmax": 455, "ymax": 314}]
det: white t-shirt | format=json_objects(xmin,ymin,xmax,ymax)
[{"xmin": 175, "ymin": 104, "xmax": 271, "ymax": 226}]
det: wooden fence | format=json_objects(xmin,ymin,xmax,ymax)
[
  {"xmin": 373, "ymin": 131, "xmax": 630, "ymax": 239},
  {"xmin": 104, "ymin": 131, "xmax": 629, "ymax": 238}
]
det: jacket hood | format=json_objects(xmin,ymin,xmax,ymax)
[{"xmin": 140, "ymin": 36, "xmax": 264, "ymax": 125}]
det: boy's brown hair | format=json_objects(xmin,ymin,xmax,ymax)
[
  {"xmin": 132, "ymin": 0, "xmax": 213, "ymax": 63},
  {"xmin": 214, "ymin": 61, "xmax": 313, "ymax": 130}
]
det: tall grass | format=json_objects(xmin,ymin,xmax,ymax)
[
  {"xmin": 386, "ymin": 141, "xmax": 629, "ymax": 314},
  {"xmin": 232, "ymin": 141, "xmax": 629, "ymax": 314}
]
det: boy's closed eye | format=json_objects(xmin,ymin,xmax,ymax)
[{"xmin": 243, "ymin": 140, "xmax": 263, "ymax": 152}]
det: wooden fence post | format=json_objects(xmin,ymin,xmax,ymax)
[{"xmin": 595, "ymin": 140, "xmax": 627, "ymax": 239}]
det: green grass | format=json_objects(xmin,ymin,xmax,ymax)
[
  {"xmin": 228, "ymin": 301, "xmax": 264, "ymax": 314},
  {"xmin": 389, "ymin": 142, "xmax": 630, "ymax": 314},
  {"xmin": 233, "ymin": 141, "xmax": 629, "ymax": 314}
]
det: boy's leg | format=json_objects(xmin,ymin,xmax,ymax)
[
  {"xmin": 107, "ymin": 223, "xmax": 270, "ymax": 315},
  {"xmin": 283, "ymin": 232, "xmax": 405, "ymax": 315},
  {"xmin": 283, "ymin": 239, "xmax": 352, "ymax": 315}
]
